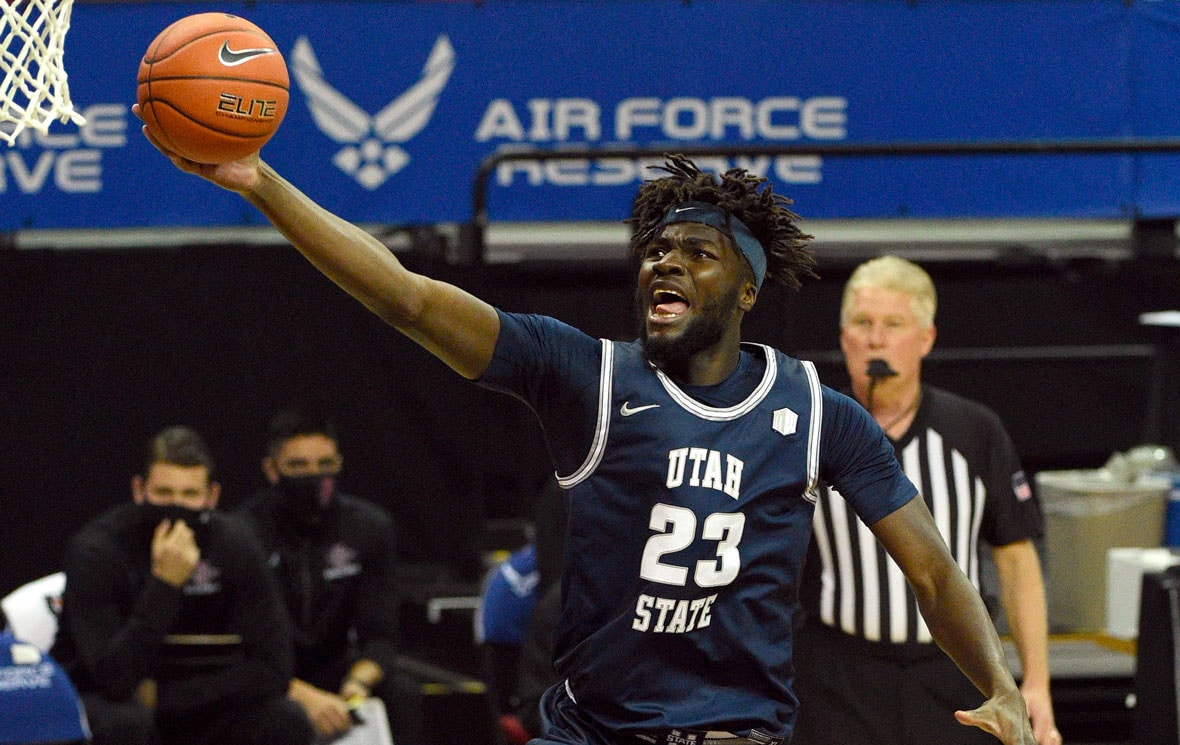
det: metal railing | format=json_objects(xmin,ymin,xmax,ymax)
[{"xmin": 466, "ymin": 136, "xmax": 1180, "ymax": 263}]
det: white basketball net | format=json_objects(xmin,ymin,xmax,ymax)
[{"xmin": 0, "ymin": 0, "xmax": 85, "ymax": 145}]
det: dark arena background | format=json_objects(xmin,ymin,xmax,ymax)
[{"xmin": 2, "ymin": 247, "xmax": 1176, "ymax": 588}]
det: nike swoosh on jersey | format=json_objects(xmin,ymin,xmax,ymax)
[
  {"xmin": 620, "ymin": 402, "xmax": 661, "ymax": 416},
  {"xmin": 218, "ymin": 41, "xmax": 277, "ymax": 67}
]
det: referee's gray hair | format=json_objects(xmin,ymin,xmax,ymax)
[{"xmin": 840, "ymin": 255, "xmax": 937, "ymax": 328}]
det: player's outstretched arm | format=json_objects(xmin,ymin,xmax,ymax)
[
  {"xmin": 241, "ymin": 159, "xmax": 499, "ymax": 379},
  {"xmin": 136, "ymin": 116, "xmax": 500, "ymax": 379},
  {"xmin": 869, "ymin": 496, "xmax": 1036, "ymax": 745}
]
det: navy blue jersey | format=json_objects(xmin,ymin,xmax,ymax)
[{"xmin": 478, "ymin": 311, "xmax": 916, "ymax": 739}]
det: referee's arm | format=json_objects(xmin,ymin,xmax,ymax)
[
  {"xmin": 870, "ymin": 494, "xmax": 1036, "ymax": 745},
  {"xmin": 992, "ymin": 539, "xmax": 1055, "ymax": 744}
]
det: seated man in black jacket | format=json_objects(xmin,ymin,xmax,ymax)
[
  {"xmin": 237, "ymin": 406, "xmax": 422, "ymax": 744},
  {"xmin": 52, "ymin": 425, "xmax": 313, "ymax": 745}
]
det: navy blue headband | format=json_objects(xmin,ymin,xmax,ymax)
[{"xmin": 658, "ymin": 201, "xmax": 767, "ymax": 289}]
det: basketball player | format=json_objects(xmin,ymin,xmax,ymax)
[
  {"xmin": 137, "ymin": 117, "xmax": 1035, "ymax": 745},
  {"xmin": 793, "ymin": 255, "xmax": 1060, "ymax": 745}
]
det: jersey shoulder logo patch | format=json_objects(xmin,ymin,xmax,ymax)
[{"xmin": 772, "ymin": 407, "xmax": 798, "ymax": 435}]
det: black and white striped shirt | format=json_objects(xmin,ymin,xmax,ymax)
[{"xmin": 803, "ymin": 386, "xmax": 1043, "ymax": 645}]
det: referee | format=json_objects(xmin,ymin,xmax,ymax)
[{"xmin": 793, "ymin": 256, "xmax": 1060, "ymax": 745}]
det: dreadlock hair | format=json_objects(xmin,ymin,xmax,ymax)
[{"xmin": 627, "ymin": 153, "xmax": 817, "ymax": 290}]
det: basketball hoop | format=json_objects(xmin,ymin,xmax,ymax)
[{"xmin": 0, "ymin": 0, "xmax": 86, "ymax": 145}]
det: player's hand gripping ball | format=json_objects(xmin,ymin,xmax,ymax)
[{"xmin": 137, "ymin": 12, "xmax": 289, "ymax": 164}]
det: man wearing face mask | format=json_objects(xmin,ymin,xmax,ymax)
[
  {"xmin": 236, "ymin": 407, "xmax": 421, "ymax": 745},
  {"xmin": 51, "ymin": 425, "xmax": 313, "ymax": 745}
]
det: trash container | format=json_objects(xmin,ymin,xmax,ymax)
[{"xmin": 1037, "ymin": 469, "xmax": 1170, "ymax": 633}]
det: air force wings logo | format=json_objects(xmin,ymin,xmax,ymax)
[{"xmin": 291, "ymin": 35, "xmax": 455, "ymax": 189}]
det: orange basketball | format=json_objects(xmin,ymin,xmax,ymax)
[{"xmin": 137, "ymin": 13, "xmax": 289, "ymax": 164}]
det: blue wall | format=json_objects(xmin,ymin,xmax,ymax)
[{"xmin": 4, "ymin": 0, "xmax": 1180, "ymax": 229}]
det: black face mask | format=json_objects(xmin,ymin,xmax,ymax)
[
  {"xmin": 138, "ymin": 503, "xmax": 211, "ymax": 543},
  {"xmin": 275, "ymin": 474, "xmax": 336, "ymax": 528}
]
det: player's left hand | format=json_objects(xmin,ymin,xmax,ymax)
[{"xmin": 954, "ymin": 686, "xmax": 1037, "ymax": 744}]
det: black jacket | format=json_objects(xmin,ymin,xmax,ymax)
[
  {"xmin": 236, "ymin": 490, "xmax": 400, "ymax": 685},
  {"xmin": 51, "ymin": 502, "xmax": 294, "ymax": 721}
]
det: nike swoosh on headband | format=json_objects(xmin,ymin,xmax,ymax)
[
  {"xmin": 660, "ymin": 201, "xmax": 767, "ymax": 290},
  {"xmin": 218, "ymin": 41, "xmax": 277, "ymax": 67}
]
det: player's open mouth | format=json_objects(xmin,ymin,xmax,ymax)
[{"xmin": 650, "ymin": 289, "xmax": 689, "ymax": 320}]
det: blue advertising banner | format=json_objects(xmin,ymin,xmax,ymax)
[{"xmin": 2, "ymin": 0, "xmax": 1180, "ymax": 230}]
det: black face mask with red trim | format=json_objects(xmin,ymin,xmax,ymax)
[{"xmin": 276, "ymin": 473, "xmax": 337, "ymax": 529}]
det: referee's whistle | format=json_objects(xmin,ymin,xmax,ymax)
[{"xmin": 867, "ymin": 358, "xmax": 898, "ymax": 379}]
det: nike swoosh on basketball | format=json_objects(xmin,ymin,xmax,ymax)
[
  {"xmin": 620, "ymin": 402, "xmax": 660, "ymax": 416},
  {"xmin": 218, "ymin": 41, "xmax": 276, "ymax": 67}
]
